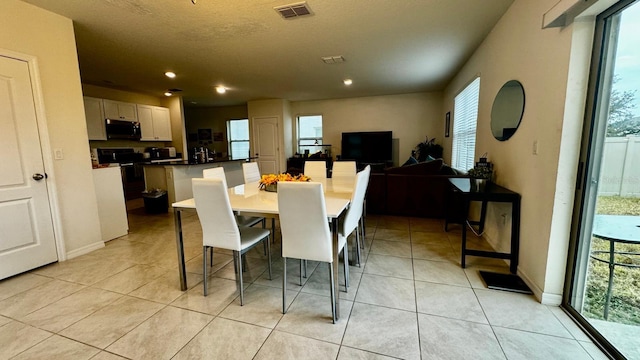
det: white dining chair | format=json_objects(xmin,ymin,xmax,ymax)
[
  {"xmin": 241, "ymin": 162, "xmax": 275, "ymax": 244},
  {"xmin": 278, "ymin": 181, "xmax": 348, "ymax": 323},
  {"xmin": 331, "ymin": 161, "xmax": 357, "ymax": 177},
  {"xmin": 242, "ymin": 162, "xmax": 261, "ymax": 183},
  {"xmin": 339, "ymin": 165, "xmax": 371, "ymax": 266},
  {"xmin": 304, "ymin": 161, "xmax": 327, "ymax": 180},
  {"xmin": 192, "ymin": 178, "xmax": 272, "ymax": 305},
  {"xmin": 203, "ymin": 167, "xmax": 265, "ymax": 226},
  {"xmin": 203, "ymin": 167, "xmax": 267, "ymax": 256}
]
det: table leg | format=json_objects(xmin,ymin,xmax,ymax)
[
  {"xmin": 461, "ymin": 218, "xmax": 467, "ymax": 268},
  {"xmin": 332, "ymin": 217, "xmax": 341, "ymax": 322},
  {"xmin": 604, "ymin": 240, "xmax": 615, "ymax": 320},
  {"xmin": 174, "ymin": 208, "xmax": 187, "ymax": 291},
  {"xmin": 510, "ymin": 197, "xmax": 521, "ymax": 274}
]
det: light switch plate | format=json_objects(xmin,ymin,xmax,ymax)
[{"xmin": 54, "ymin": 148, "xmax": 64, "ymax": 160}]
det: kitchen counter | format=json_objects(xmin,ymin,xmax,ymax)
[
  {"xmin": 141, "ymin": 157, "xmax": 253, "ymax": 166},
  {"xmin": 143, "ymin": 160, "xmax": 251, "ymax": 204}
]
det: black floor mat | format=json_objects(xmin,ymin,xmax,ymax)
[{"xmin": 479, "ymin": 271, "xmax": 533, "ymax": 294}]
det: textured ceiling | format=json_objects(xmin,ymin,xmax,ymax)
[{"xmin": 22, "ymin": 0, "xmax": 513, "ymax": 107}]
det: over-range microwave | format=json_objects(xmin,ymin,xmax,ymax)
[{"xmin": 105, "ymin": 119, "xmax": 141, "ymax": 140}]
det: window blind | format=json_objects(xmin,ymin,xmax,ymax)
[
  {"xmin": 227, "ymin": 119, "xmax": 249, "ymax": 160},
  {"xmin": 452, "ymin": 77, "xmax": 480, "ymax": 171}
]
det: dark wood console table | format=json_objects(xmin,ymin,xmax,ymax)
[{"xmin": 445, "ymin": 178, "xmax": 521, "ymax": 274}]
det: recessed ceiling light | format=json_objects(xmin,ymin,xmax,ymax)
[
  {"xmin": 164, "ymin": 92, "xmax": 173, "ymax": 97},
  {"xmin": 343, "ymin": 79, "xmax": 353, "ymax": 86},
  {"xmin": 165, "ymin": 71, "xmax": 176, "ymax": 78},
  {"xmin": 215, "ymin": 86, "xmax": 226, "ymax": 94}
]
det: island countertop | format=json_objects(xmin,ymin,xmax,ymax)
[
  {"xmin": 143, "ymin": 159, "xmax": 250, "ymax": 204},
  {"xmin": 141, "ymin": 157, "xmax": 255, "ymax": 166}
]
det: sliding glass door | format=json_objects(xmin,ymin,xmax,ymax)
[{"xmin": 565, "ymin": 1, "xmax": 640, "ymax": 358}]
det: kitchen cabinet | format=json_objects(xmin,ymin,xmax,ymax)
[
  {"xmin": 84, "ymin": 97, "xmax": 107, "ymax": 140},
  {"xmin": 103, "ymin": 99, "xmax": 138, "ymax": 121},
  {"xmin": 137, "ymin": 104, "xmax": 172, "ymax": 141}
]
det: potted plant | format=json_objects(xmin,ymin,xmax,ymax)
[
  {"xmin": 467, "ymin": 166, "xmax": 492, "ymax": 180},
  {"xmin": 414, "ymin": 136, "xmax": 443, "ymax": 162},
  {"xmin": 467, "ymin": 166, "xmax": 492, "ymax": 191}
]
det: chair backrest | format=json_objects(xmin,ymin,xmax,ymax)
[
  {"xmin": 278, "ymin": 182, "xmax": 333, "ymax": 263},
  {"xmin": 242, "ymin": 162, "xmax": 261, "ymax": 183},
  {"xmin": 203, "ymin": 167, "xmax": 227, "ymax": 187},
  {"xmin": 304, "ymin": 161, "xmax": 327, "ymax": 180},
  {"xmin": 332, "ymin": 161, "xmax": 356, "ymax": 177},
  {"xmin": 342, "ymin": 165, "xmax": 371, "ymax": 235},
  {"xmin": 192, "ymin": 178, "xmax": 241, "ymax": 251}
]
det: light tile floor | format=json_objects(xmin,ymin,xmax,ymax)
[{"xmin": 0, "ymin": 206, "xmax": 609, "ymax": 360}]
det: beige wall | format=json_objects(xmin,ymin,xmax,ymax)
[
  {"xmin": 161, "ymin": 96, "xmax": 187, "ymax": 158},
  {"xmin": 291, "ymin": 92, "xmax": 443, "ymax": 166},
  {"xmin": 0, "ymin": 0, "xmax": 102, "ymax": 256},
  {"xmin": 82, "ymin": 83, "xmax": 162, "ymax": 106},
  {"xmin": 443, "ymin": 0, "xmax": 590, "ymax": 303},
  {"xmin": 184, "ymin": 105, "xmax": 249, "ymax": 158},
  {"xmin": 248, "ymin": 99, "xmax": 290, "ymax": 173}
]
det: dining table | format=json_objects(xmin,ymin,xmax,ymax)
[{"xmin": 171, "ymin": 177, "xmax": 354, "ymax": 320}]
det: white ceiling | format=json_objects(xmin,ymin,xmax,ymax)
[{"xmin": 22, "ymin": 0, "xmax": 513, "ymax": 107}]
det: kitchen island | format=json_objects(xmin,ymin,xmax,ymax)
[{"xmin": 143, "ymin": 158, "xmax": 252, "ymax": 204}]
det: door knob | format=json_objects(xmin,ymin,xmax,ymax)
[{"xmin": 32, "ymin": 173, "xmax": 45, "ymax": 181}]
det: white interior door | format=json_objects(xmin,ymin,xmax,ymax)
[
  {"xmin": 253, "ymin": 116, "xmax": 280, "ymax": 174},
  {"xmin": 0, "ymin": 55, "xmax": 58, "ymax": 280}
]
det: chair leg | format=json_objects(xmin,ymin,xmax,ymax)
[
  {"xmin": 266, "ymin": 236, "xmax": 272, "ymax": 280},
  {"xmin": 355, "ymin": 226, "xmax": 362, "ymax": 268},
  {"xmin": 203, "ymin": 246, "xmax": 208, "ymax": 296},
  {"xmin": 272, "ymin": 218, "xmax": 276, "ymax": 243},
  {"xmin": 359, "ymin": 218, "xmax": 365, "ymax": 249},
  {"xmin": 303, "ymin": 260, "xmax": 307, "ymax": 278},
  {"xmin": 328, "ymin": 262, "xmax": 336, "ymax": 324},
  {"xmin": 242, "ymin": 254, "xmax": 248, "ymax": 272},
  {"xmin": 282, "ymin": 257, "xmax": 287, "ymax": 314},
  {"xmin": 342, "ymin": 243, "xmax": 349, "ymax": 291},
  {"xmin": 362, "ymin": 199, "xmax": 367, "ymax": 238},
  {"xmin": 261, "ymin": 215, "xmax": 268, "ymax": 255},
  {"xmin": 210, "ymin": 247, "xmax": 214, "ymax": 266},
  {"xmin": 235, "ymin": 251, "xmax": 244, "ymax": 306},
  {"xmin": 299, "ymin": 259, "xmax": 303, "ymax": 286}
]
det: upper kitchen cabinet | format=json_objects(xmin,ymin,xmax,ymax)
[
  {"xmin": 84, "ymin": 97, "xmax": 107, "ymax": 140},
  {"xmin": 103, "ymin": 99, "xmax": 138, "ymax": 121},
  {"xmin": 137, "ymin": 104, "xmax": 172, "ymax": 141}
]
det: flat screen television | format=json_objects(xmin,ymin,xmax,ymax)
[{"xmin": 341, "ymin": 131, "xmax": 392, "ymax": 163}]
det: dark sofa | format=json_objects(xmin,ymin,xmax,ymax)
[{"xmin": 366, "ymin": 159, "xmax": 468, "ymax": 218}]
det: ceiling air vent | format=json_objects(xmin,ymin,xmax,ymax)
[{"xmin": 274, "ymin": 2, "xmax": 313, "ymax": 19}]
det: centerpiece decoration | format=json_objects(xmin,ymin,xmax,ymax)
[
  {"xmin": 259, "ymin": 173, "xmax": 311, "ymax": 192},
  {"xmin": 467, "ymin": 154, "xmax": 493, "ymax": 191}
]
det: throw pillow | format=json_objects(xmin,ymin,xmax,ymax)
[{"xmin": 402, "ymin": 156, "xmax": 418, "ymax": 166}]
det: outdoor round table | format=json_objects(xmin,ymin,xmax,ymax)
[{"xmin": 590, "ymin": 214, "xmax": 640, "ymax": 320}]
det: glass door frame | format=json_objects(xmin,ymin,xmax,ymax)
[{"xmin": 562, "ymin": 1, "xmax": 638, "ymax": 358}]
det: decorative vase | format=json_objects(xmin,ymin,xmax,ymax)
[
  {"xmin": 470, "ymin": 178, "xmax": 488, "ymax": 192},
  {"xmin": 264, "ymin": 183, "xmax": 278, "ymax": 192}
]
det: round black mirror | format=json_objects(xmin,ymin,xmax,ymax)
[{"xmin": 490, "ymin": 80, "xmax": 525, "ymax": 141}]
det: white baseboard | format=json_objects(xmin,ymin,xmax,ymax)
[
  {"xmin": 517, "ymin": 268, "xmax": 563, "ymax": 306},
  {"xmin": 65, "ymin": 241, "xmax": 104, "ymax": 260},
  {"xmin": 517, "ymin": 269, "xmax": 543, "ymax": 302},
  {"xmin": 540, "ymin": 292, "xmax": 563, "ymax": 306}
]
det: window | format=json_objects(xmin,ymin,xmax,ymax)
[
  {"xmin": 227, "ymin": 119, "xmax": 249, "ymax": 160},
  {"xmin": 297, "ymin": 115, "xmax": 323, "ymax": 154},
  {"xmin": 451, "ymin": 77, "xmax": 481, "ymax": 171}
]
